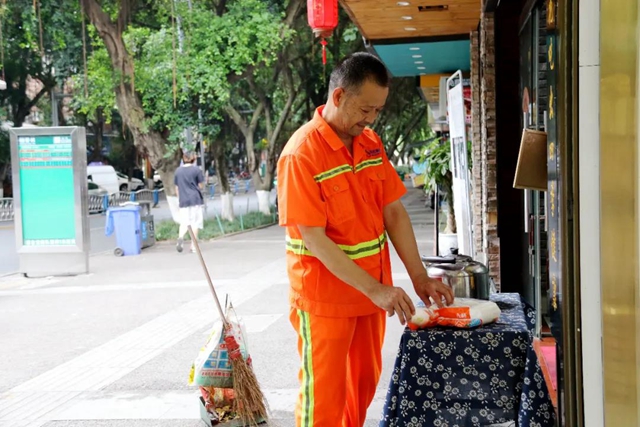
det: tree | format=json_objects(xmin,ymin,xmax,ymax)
[
  {"xmin": 186, "ymin": 0, "xmax": 300, "ymax": 215},
  {"xmin": 223, "ymin": 0, "xmax": 370, "ymax": 214},
  {"xmin": 72, "ymin": 43, "xmax": 117, "ymax": 162},
  {"xmin": 80, "ymin": 0, "xmax": 181, "ymax": 195},
  {"xmin": 0, "ymin": 0, "xmax": 83, "ymax": 127},
  {"xmin": 0, "ymin": 0, "xmax": 84, "ymax": 186},
  {"xmin": 372, "ymin": 77, "xmax": 428, "ymax": 165}
]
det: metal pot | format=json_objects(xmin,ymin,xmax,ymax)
[
  {"xmin": 463, "ymin": 261, "xmax": 491, "ymax": 300},
  {"xmin": 441, "ymin": 267, "xmax": 475, "ymax": 298},
  {"xmin": 421, "ymin": 255, "xmax": 491, "ymax": 300}
]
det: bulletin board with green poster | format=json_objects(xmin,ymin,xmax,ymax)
[{"xmin": 9, "ymin": 127, "xmax": 90, "ymax": 277}]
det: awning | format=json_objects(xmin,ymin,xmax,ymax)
[
  {"xmin": 340, "ymin": 0, "xmax": 479, "ymax": 104},
  {"xmin": 341, "ymin": 0, "xmax": 480, "ymax": 41},
  {"xmin": 373, "ymin": 39, "xmax": 470, "ymax": 77}
]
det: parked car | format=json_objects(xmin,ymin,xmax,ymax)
[
  {"xmin": 88, "ymin": 181, "xmax": 109, "ymax": 197},
  {"xmin": 87, "ymin": 165, "xmax": 119, "ymax": 195},
  {"xmin": 116, "ymin": 171, "xmax": 145, "ymax": 192}
]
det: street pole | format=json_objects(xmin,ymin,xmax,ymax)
[
  {"xmin": 185, "ymin": 0, "xmax": 205, "ymax": 178},
  {"xmin": 51, "ymin": 91, "xmax": 59, "ymax": 126},
  {"xmin": 175, "ymin": 0, "xmax": 193, "ymax": 152},
  {"xmin": 178, "ymin": 0, "xmax": 206, "ymax": 214}
]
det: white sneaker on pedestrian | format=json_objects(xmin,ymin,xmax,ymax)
[
  {"xmin": 190, "ymin": 246, "xmax": 196, "ymax": 253},
  {"xmin": 176, "ymin": 238, "xmax": 184, "ymax": 253}
]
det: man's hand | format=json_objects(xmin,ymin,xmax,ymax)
[
  {"xmin": 366, "ymin": 285, "xmax": 416, "ymax": 326},
  {"xmin": 413, "ymin": 274, "xmax": 454, "ymax": 308}
]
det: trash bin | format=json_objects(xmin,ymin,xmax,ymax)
[
  {"xmin": 129, "ymin": 201, "xmax": 155, "ymax": 249},
  {"xmin": 140, "ymin": 213, "xmax": 155, "ymax": 249},
  {"xmin": 105, "ymin": 205, "xmax": 142, "ymax": 256}
]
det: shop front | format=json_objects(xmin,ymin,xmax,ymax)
[{"xmin": 339, "ymin": 0, "xmax": 640, "ymax": 425}]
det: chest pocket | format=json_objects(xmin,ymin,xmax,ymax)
[
  {"xmin": 366, "ymin": 167, "xmax": 386, "ymax": 208},
  {"xmin": 321, "ymin": 176, "xmax": 356, "ymax": 225}
]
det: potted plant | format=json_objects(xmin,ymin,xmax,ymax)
[
  {"xmin": 421, "ymin": 138, "xmax": 458, "ymax": 255},
  {"xmin": 420, "ymin": 138, "xmax": 474, "ymax": 255}
]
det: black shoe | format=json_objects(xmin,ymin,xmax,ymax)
[{"xmin": 176, "ymin": 238, "xmax": 184, "ymax": 253}]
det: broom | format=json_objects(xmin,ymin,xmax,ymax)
[{"xmin": 187, "ymin": 225, "xmax": 269, "ymax": 426}]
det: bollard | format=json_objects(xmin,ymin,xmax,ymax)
[
  {"xmin": 240, "ymin": 214, "xmax": 244, "ymax": 231},
  {"xmin": 102, "ymin": 195, "xmax": 109, "ymax": 214},
  {"xmin": 153, "ymin": 189, "xmax": 159, "ymax": 207}
]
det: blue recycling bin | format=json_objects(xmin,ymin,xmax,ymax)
[{"xmin": 105, "ymin": 205, "xmax": 142, "ymax": 256}]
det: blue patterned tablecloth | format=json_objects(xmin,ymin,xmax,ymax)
[{"xmin": 380, "ymin": 293, "xmax": 556, "ymax": 427}]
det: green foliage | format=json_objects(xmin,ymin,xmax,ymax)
[
  {"xmin": 0, "ymin": 130, "xmax": 9, "ymax": 164},
  {"xmin": 74, "ymin": 0, "xmax": 290, "ymax": 160},
  {"xmin": 419, "ymin": 137, "xmax": 473, "ymax": 233},
  {"xmin": 373, "ymin": 78, "xmax": 428, "ymax": 163},
  {"xmin": 72, "ymin": 46, "xmax": 117, "ymax": 124},
  {"xmin": 154, "ymin": 211, "xmax": 276, "ymax": 241},
  {"xmin": 0, "ymin": 0, "xmax": 83, "ymax": 124},
  {"xmin": 421, "ymin": 138, "xmax": 450, "ymax": 194}
]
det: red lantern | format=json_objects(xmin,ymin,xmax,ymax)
[{"xmin": 307, "ymin": 0, "xmax": 339, "ymax": 65}]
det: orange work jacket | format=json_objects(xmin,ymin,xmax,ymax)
[{"xmin": 277, "ymin": 106, "xmax": 407, "ymax": 317}]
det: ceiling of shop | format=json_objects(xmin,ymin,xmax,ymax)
[
  {"xmin": 373, "ymin": 39, "xmax": 470, "ymax": 77},
  {"xmin": 340, "ymin": 0, "xmax": 481, "ymax": 40}
]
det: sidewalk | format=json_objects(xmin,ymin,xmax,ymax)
[
  {"xmin": 0, "ymin": 190, "xmax": 278, "ymax": 276},
  {"xmin": 0, "ymin": 186, "xmax": 434, "ymax": 427}
]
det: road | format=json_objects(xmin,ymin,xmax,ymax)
[
  {"xmin": 0, "ymin": 187, "xmax": 438, "ymax": 427},
  {"xmin": 0, "ymin": 191, "xmax": 277, "ymax": 277}
]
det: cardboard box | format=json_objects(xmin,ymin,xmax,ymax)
[{"xmin": 513, "ymin": 128, "xmax": 548, "ymax": 191}]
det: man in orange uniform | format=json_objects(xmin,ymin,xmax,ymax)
[{"xmin": 277, "ymin": 52, "xmax": 454, "ymax": 427}]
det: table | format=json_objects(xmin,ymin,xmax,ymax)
[{"xmin": 380, "ymin": 293, "xmax": 556, "ymax": 427}]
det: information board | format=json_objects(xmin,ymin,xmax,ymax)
[
  {"xmin": 18, "ymin": 135, "xmax": 77, "ymax": 246},
  {"xmin": 10, "ymin": 127, "xmax": 89, "ymax": 277}
]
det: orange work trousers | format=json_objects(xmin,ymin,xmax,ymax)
[{"xmin": 290, "ymin": 308, "xmax": 386, "ymax": 427}]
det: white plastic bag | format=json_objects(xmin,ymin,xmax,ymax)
[
  {"xmin": 166, "ymin": 195, "xmax": 181, "ymax": 223},
  {"xmin": 409, "ymin": 298, "xmax": 501, "ymax": 330},
  {"xmin": 189, "ymin": 308, "xmax": 249, "ymax": 388}
]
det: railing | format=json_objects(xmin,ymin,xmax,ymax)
[
  {"xmin": 206, "ymin": 179, "xmax": 251, "ymax": 199},
  {"xmin": 1, "ymin": 188, "xmax": 166, "ymax": 220},
  {"xmin": 0, "ymin": 198, "xmax": 13, "ymax": 222}
]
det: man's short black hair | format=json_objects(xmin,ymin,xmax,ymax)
[{"xmin": 328, "ymin": 52, "xmax": 391, "ymax": 94}]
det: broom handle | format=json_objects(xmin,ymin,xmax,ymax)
[{"xmin": 188, "ymin": 225, "xmax": 229, "ymax": 328}]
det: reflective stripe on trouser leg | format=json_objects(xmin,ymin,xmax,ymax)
[
  {"xmin": 298, "ymin": 309, "xmax": 315, "ymax": 427},
  {"xmin": 290, "ymin": 308, "xmax": 352, "ymax": 426}
]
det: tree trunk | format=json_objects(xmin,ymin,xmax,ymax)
[
  {"xmin": 89, "ymin": 108, "xmax": 105, "ymax": 162},
  {"xmin": 220, "ymin": 192, "xmax": 235, "ymax": 222},
  {"xmin": 81, "ymin": 0, "xmax": 178, "ymax": 194},
  {"xmin": 256, "ymin": 190, "xmax": 271, "ymax": 215},
  {"xmin": 0, "ymin": 164, "xmax": 8, "ymax": 188},
  {"xmin": 213, "ymin": 139, "xmax": 230, "ymax": 194},
  {"xmin": 212, "ymin": 138, "xmax": 234, "ymax": 221}
]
